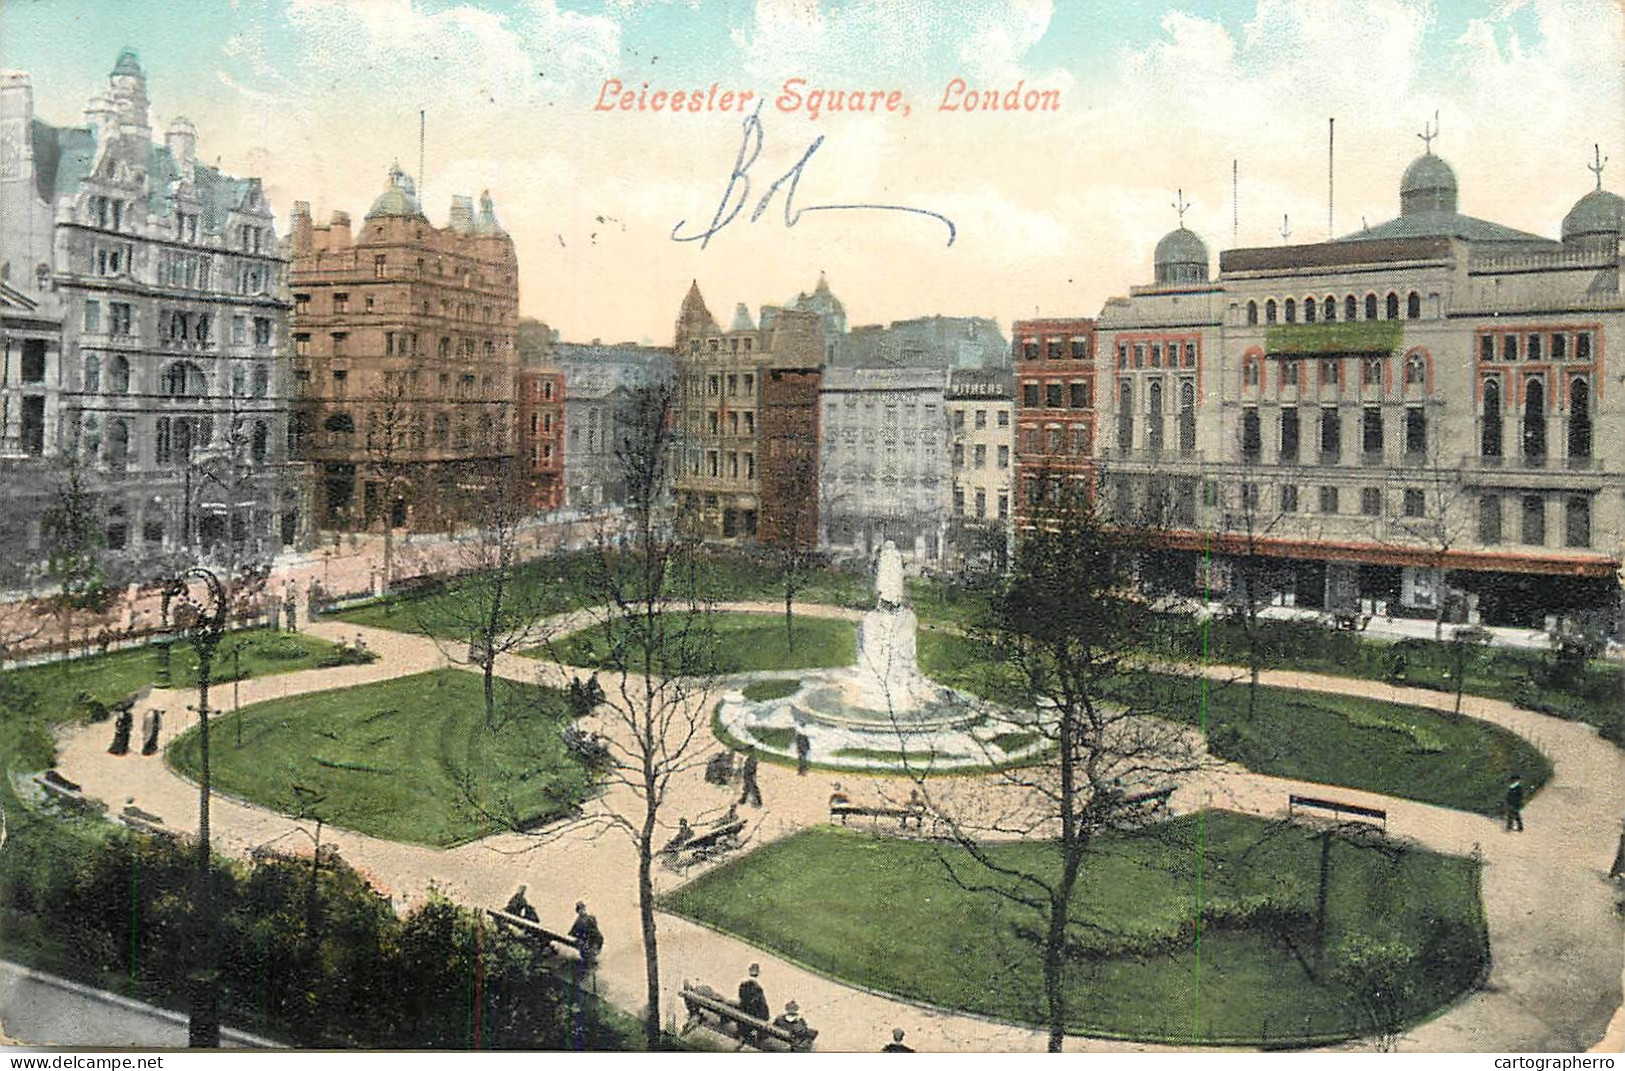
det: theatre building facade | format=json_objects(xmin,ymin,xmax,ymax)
[{"xmin": 1096, "ymin": 149, "xmax": 1624, "ymax": 626}]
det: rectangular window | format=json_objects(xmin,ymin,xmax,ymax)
[
  {"xmin": 110, "ymin": 303, "xmax": 132, "ymax": 336},
  {"xmin": 974, "ymin": 489, "xmax": 986, "ymax": 517},
  {"xmin": 1503, "ymin": 335, "xmax": 1518, "ymax": 361},
  {"xmin": 1565, "ymin": 495, "xmax": 1591, "ymax": 548},
  {"xmin": 1283, "ymin": 360, "xmax": 1300, "ymax": 387},
  {"xmin": 1321, "ymin": 358, "xmax": 1340, "ymax": 385},
  {"xmin": 1281, "ymin": 485, "xmax": 1299, "ymax": 513},
  {"xmin": 1280, "ymin": 407, "xmax": 1300, "ymax": 462},
  {"xmin": 1320, "ymin": 406, "xmax": 1341, "ymax": 460},
  {"xmin": 1046, "ymin": 383, "xmax": 1064, "ymax": 408},
  {"xmin": 1404, "ymin": 488, "xmax": 1425, "ymax": 517},
  {"xmin": 1478, "ymin": 494, "xmax": 1502, "ymax": 544},
  {"xmin": 997, "ymin": 493, "xmax": 1008, "ymax": 520},
  {"xmin": 1361, "ymin": 487, "xmax": 1382, "ymax": 516},
  {"xmin": 973, "ymin": 444, "xmax": 986, "ymax": 468},
  {"xmin": 1405, "ymin": 406, "xmax": 1427, "ymax": 455},
  {"xmin": 1183, "ymin": 342, "xmax": 1197, "ymax": 368},
  {"xmin": 1528, "ymin": 334, "xmax": 1542, "ymax": 361},
  {"xmin": 974, "ymin": 409, "xmax": 986, "ymax": 429},
  {"xmin": 1577, "ymin": 333, "xmax": 1591, "ymax": 361},
  {"xmin": 997, "ymin": 410, "xmax": 1009, "ymax": 428},
  {"xmin": 373, "ymin": 256, "xmax": 386, "ymax": 279},
  {"xmin": 83, "ymin": 300, "xmax": 101, "ymax": 333},
  {"xmin": 1552, "ymin": 334, "xmax": 1567, "ymax": 359},
  {"xmin": 1319, "ymin": 486, "xmax": 1339, "ymax": 514},
  {"xmin": 334, "ymin": 292, "xmax": 349, "ymax": 313},
  {"xmin": 1069, "ymin": 381, "xmax": 1090, "ymax": 408},
  {"xmin": 1241, "ymin": 407, "xmax": 1261, "ymax": 459},
  {"xmin": 331, "ymin": 332, "xmax": 347, "ymax": 357},
  {"xmin": 1023, "ymin": 383, "xmax": 1040, "ymax": 407},
  {"xmin": 1362, "ymin": 406, "xmax": 1383, "ymax": 456},
  {"xmin": 1521, "ymin": 494, "xmax": 1545, "ymax": 545},
  {"xmin": 232, "ymin": 315, "xmax": 247, "ymax": 345},
  {"xmin": 1480, "ymin": 335, "xmax": 1494, "ymax": 362},
  {"xmin": 1046, "ymin": 339, "xmax": 1064, "ymax": 360},
  {"xmin": 997, "ymin": 444, "xmax": 1009, "ymax": 469}
]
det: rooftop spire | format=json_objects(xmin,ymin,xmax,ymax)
[
  {"xmin": 1588, "ymin": 143, "xmax": 1608, "ymax": 191},
  {"xmin": 1172, "ymin": 188, "xmax": 1190, "ymax": 228},
  {"xmin": 1418, "ymin": 110, "xmax": 1439, "ymax": 155}
]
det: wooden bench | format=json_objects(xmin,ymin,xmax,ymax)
[
  {"xmin": 35, "ymin": 774, "xmax": 107, "ymax": 817},
  {"xmin": 830, "ymin": 803, "xmax": 926, "ymax": 830},
  {"xmin": 1288, "ymin": 794, "xmax": 1387, "ymax": 831},
  {"xmin": 485, "ymin": 908, "xmax": 588, "ymax": 959},
  {"xmin": 119, "ymin": 806, "xmax": 176, "ymax": 838},
  {"xmin": 666, "ymin": 820, "xmax": 746, "ymax": 869},
  {"xmin": 1112, "ymin": 785, "xmax": 1175, "ymax": 820},
  {"xmin": 679, "ymin": 982, "xmax": 816, "ymax": 1052}
]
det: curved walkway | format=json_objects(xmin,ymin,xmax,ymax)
[{"xmin": 45, "ymin": 603, "xmax": 1625, "ymax": 1053}]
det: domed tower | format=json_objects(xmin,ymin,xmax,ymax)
[
  {"xmin": 1562, "ymin": 149, "xmax": 1623, "ymax": 256},
  {"xmin": 364, "ymin": 162, "xmax": 424, "ymax": 220},
  {"xmin": 1153, "ymin": 226, "xmax": 1210, "ymax": 286},
  {"xmin": 791, "ymin": 272, "xmax": 847, "ymax": 339},
  {"xmin": 107, "ymin": 48, "xmax": 150, "ymax": 135},
  {"xmin": 1400, "ymin": 152, "xmax": 1459, "ymax": 216}
]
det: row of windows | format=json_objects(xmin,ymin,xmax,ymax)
[
  {"xmin": 1241, "ymin": 352, "xmax": 1428, "ymax": 391},
  {"xmin": 1246, "ymin": 290, "xmax": 1421, "ymax": 325},
  {"xmin": 688, "ymin": 335, "xmax": 757, "ymax": 355},
  {"xmin": 1239, "ymin": 405, "xmax": 1429, "ymax": 462},
  {"xmin": 1479, "ymin": 376, "xmax": 1592, "ymax": 460},
  {"xmin": 952, "ymin": 443, "xmax": 1012, "ymax": 469},
  {"xmin": 951, "ymin": 488, "xmax": 1010, "ymax": 520},
  {"xmin": 292, "ymin": 333, "xmax": 497, "ymax": 361},
  {"xmin": 1115, "ymin": 339, "xmax": 1199, "ymax": 370},
  {"xmin": 1018, "ymin": 426, "xmax": 1092, "ymax": 457},
  {"xmin": 1020, "ymin": 379, "xmax": 1093, "ymax": 409},
  {"xmin": 1016, "ymin": 336, "xmax": 1090, "ymax": 361},
  {"xmin": 1476, "ymin": 330, "xmax": 1595, "ymax": 364},
  {"xmin": 951, "ymin": 408, "xmax": 1010, "ymax": 430}
]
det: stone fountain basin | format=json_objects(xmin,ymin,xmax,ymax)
[{"xmin": 795, "ymin": 684, "xmax": 982, "ymax": 734}]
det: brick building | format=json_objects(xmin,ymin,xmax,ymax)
[
  {"xmin": 289, "ymin": 165, "xmax": 519, "ymax": 533},
  {"xmin": 672, "ymin": 281, "xmax": 823, "ymax": 543},
  {"xmin": 517, "ymin": 319, "xmax": 564, "ymax": 513},
  {"xmin": 1011, "ymin": 317, "xmax": 1098, "ymax": 525}
]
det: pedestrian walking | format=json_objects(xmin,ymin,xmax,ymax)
[
  {"xmin": 739, "ymin": 749, "xmax": 762, "ymax": 807},
  {"xmin": 1504, "ymin": 774, "xmax": 1525, "ymax": 832},
  {"xmin": 794, "ymin": 731, "xmax": 811, "ymax": 776},
  {"xmin": 570, "ymin": 901, "xmax": 604, "ymax": 963}
]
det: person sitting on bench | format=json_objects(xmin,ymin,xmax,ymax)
[
  {"xmin": 772, "ymin": 1000, "xmax": 817, "ymax": 1048},
  {"xmin": 662, "ymin": 818, "xmax": 695, "ymax": 860},
  {"xmin": 504, "ymin": 884, "xmax": 539, "ymax": 922},
  {"xmin": 705, "ymin": 751, "xmax": 734, "ymax": 785},
  {"xmin": 829, "ymin": 782, "xmax": 851, "ymax": 807},
  {"xmin": 737, "ymin": 963, "xmax": 770, "ymax": 1043}
]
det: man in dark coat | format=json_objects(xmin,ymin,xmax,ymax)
[
  {"xmin": 737, "ymin": 963, "xmax": 769, "ymax": 1042},
  {"xmin": 739, "ymin": 750, "xmax": 762, "ymax": 807},
  {"xmin": 882, "ymin": 1027, "xmax": 914, "ymax": 1052},
  {"xmin": 570, "ymin": 901, "xmax": 604, "ymax": 963},
  {"xmin": 504, "ymin": 884, "xmax": 539, "ymax": 922},
  {"xmin": 1505, "ymin": 775, "xmax": 1525, "ymax": 832}
]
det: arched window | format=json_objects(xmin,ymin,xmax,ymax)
[
  {"xmin": 106, "ymin": 419, "xmax": 129, "ymax": 468},
  {"xmin": 1522, "ymin": 378, "xmax": 1546, "ymax": 460},
  {"xmin": 161, "ymin": 361, "xmax": 205, "ymax": 397},
  {"xmin": 1304, "ymin": 297, "xmax": 1317, "ymax": 323},
  {"xmin": 1569, "ymin": 377, "xmax": 1592, "ymax": 460},
  {"xmin": 1481, "ymin": 378, "xmax": 1502, "ymax": 458},
  {"xmin": 1405, "ymin": 352, "xmax": 1427, "ymax": 387},
  {"xmin": 1385, "ymin": 292, "xmax": 1400, "ymax": 320},
  {"xmin": 1365, "ymin": 294, "xmax": 1378, "ymax": 320},
  {"xmin": 1265, "ymin": 299, "xmax": 1277, "ymax": 324},
  {"xmin": 1324, "ymin": 297, "xmax": 1336, "ymax": 322},
  {"xmin": 1243, "ymin": 356, "xmax": 1260, "ymax": 387},
  {"xmin": 1345, "ymin": 295, "xmax": 1358, "ymax": 321},
  {"xmin": 84, "ymin": 354, "xmax": 100, "ymax": 394},
  {"xmin": 252, "ymin": 366, "xmax": 270, "ymax": 398},
  {"xmin": 1284, "ymin": 299, "xmax": 1296, "ymax": 323},
  {"xmin": 1363, "ymin": 357, "xmax": 1383, "ymax": 386},
  {"xmin": 1117, "ymin": 379, "xmax": 1134, "ymax": 451},
  {"xmin": 107, "ymin": 354, "xmax": 129, "ymax": 394},
  {"xmin": 1146, "ymin": 380, "xmax": 1165, "ymax": 452},
  {"xmin": 1246, "ymin": 301, "xmax": 1258, "ymax": 325},
  {"xmin": 1406, "ymin": 291, "xmax": 1421, "ymax": 320}
]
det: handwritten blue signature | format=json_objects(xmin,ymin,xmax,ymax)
[{"xmin": 671, "ymin": 103, "xmax": 956, "ymax": 249}]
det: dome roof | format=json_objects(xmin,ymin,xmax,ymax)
[
  {"xmin": 1400, "ymin": 153, "xmax": 1458, "ymax": 215},
  {"xmin": 1561, "ymin": 187, "xmax": 1624, "ymax": 242},
  {"xmin": 111, "ymin": 49, "xmax": 144, "ymax": 77},
  {"xmin": 1153, "ymin": 226, "xmax": 1209, "ymax": 284},
  {"xmin": 366, "ymin": 163, "xmax": 423, "ymax": 220},
  {"xmin": 793, "ymin": 272, "xmax": 845, "ymax": 317}
]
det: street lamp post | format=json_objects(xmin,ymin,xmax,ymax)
[{"xmin": 162, "ymin": 567, "xmax": 227, "ymax": 1049}]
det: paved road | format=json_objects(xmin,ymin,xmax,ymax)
[
  {"xmin": 0, "ymin": 961, "xmax": 270, "ymax": 1049},
  {"xmin": 35, "ymin": 605, "xmax": 1625, "ymax": 1052}
]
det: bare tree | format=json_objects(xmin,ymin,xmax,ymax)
[
  {"xmin": 550, "ymin": 381, "xmax": 722, "ymax": 1049},
  {"xmin": 362, "ymin": 373, "xmax": 417, "ymax": 594},
  {"xmin": 1386, "ymin": 429, "xmax": 1475, "ymax": 640},
  {"xmin": 411, "ymin": 458, "xmax": 558, "ymax": 728},
  {"xmin": 910, "ymin": 468, "xmax": 1208, "ymax": 1051},
  {"xmin": 760, "ymin": 446, "xmax": 822, "ymax": 645},
  {"xmin": 1223, "ymin": 439, "xmax": 1304, "ymax": 723}
]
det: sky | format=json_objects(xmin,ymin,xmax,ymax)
[{"xmin": 1, "ymin": 0, "xmax": 1621, "ymax": 345}]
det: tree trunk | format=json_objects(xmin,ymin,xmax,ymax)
[
  {"xmin": 1314, "ymin": 830, "xmax": 1332, "ymax": 952},
  {"xmin": 638, "ymin": 804, "xmax": 662, "ymax": 1051},
  {"xmin": 383, "ymin": 521, "xmax": 394, "ymax": 597},
  {"xmin": 483, "ymin": 655, "xmax": 497, "ymax": 728},
  {"xmin": 784, "ymin": 585, "xmax": 793, "ymax": 648}
]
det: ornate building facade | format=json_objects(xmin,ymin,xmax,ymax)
[
  {"xmin": 673, "ymin": 281, "xmax": 822, "ymax": 543},
  {"xmin": 1095, "ymin": 147, "xmax": 1624, "ymax": 624},
  {"xmin": 0, "ymin": 50, "xmax": 294, "ymax": 580},
  {"xmin": 289, "ymin": 167, "xmax": 519, "ymax": 533}
]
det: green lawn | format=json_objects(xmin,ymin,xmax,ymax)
[
  {"xmin": 545, "ymin": 612, "xmax": 856, "ymax": 675},
  {"xmin": 918, "ymin": 631, "xmax": 1550, "ymax": 817},
  {"xmin": 167, "ymin": 669, "xmax": 593, "ymax": 847},
  {"xmin": 741, "ymin": 678, "xmax": 800, "ymax": 702},
  {"xmin": 663, "ymin": 814, "xmax": 1486, "ymax": 1045}
]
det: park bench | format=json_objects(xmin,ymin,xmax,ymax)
[
  {"xmin": 679, "ymin": 982, "xmax": 817, "ymax": 1053},
  {"xmin": 830, "ymin": 802, "xmax": 926, "ymax": 831},
  {"xmin": 1114, "ymin": 785, "xmax": 1176, "ymax": 820},
  {"xmin": 34, "ymin": 772, "xmax": 107, "ymax": 817},
  {"xmin": 1288, "ymin": 793, "xmax": 1387, "ymax": 832},
  {"xmin": 485, "ymin": 908, "xmax": 588, "ymax": 959},
  {"xmin": 119, "ymin": 805, "xmax": 176, "ymax": 838},
  {"xmin": 667, "ymin": 820, "xmax": 747, "ymax": 870}
]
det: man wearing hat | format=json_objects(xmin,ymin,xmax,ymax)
[
  {"xmin": 882, "ymin": 1027, "xmax": 914, "ymax": 1052},
  {"xmin": 737, "ymin": 963, "xmax": 770, "ymax": 1042},
  {"xmin": 772, "ymin": 1000, "xmax": 818, "ymax": 1048}
]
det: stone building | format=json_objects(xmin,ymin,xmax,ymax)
[
  {"xmin": 673, "ymin": 281, "xmax": 823, "ymax": 543},
  {"xmin": 0, "ymin": 50, "xmax": 295, "ymax": 580},
  {"xmin": 1011, "ymin": 317, "xmax": 1100, "ymax": 525},
  {"xmin": 945, "ymin": 368, "xmax": 1015, "ymax": 567},
  {"xmin": 288, "ymin": 165, "xmax": 519, "ymax": 533},
  {"xmin": 1094, "ymin": 146, "xmax": 1625, "ymax": 624},
  {"xmin": 818, "ymin": 366, "xmax": 950, "ymax": 565},
  {"xmin": 554, "ymin": 340, "xmax": 672, "ymax": 511},
  {"xmin": 841, "ymin": 314, "xmax": 1009, "ymax": 371},
  {"xmin": 516, "ymin": 319, "xmax": 565, "ymax": 513}
]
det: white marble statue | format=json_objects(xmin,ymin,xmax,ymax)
[{"xmin": 875, "ymin": 540, "xmax": 905, "ymax": 609}]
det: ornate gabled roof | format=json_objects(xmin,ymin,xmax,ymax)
[
  {"xmin": 111, "ymin": 48, "xmax": 144, "ymax": 78},
  {"xmin": 678, "ymin": 279, "xmax": 718, "ymax": 333}
]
